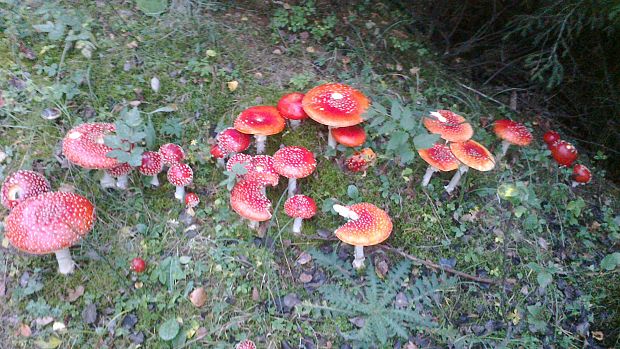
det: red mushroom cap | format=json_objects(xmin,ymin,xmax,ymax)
[
  {"xmin": 234, "ymin": 106, "xmax": 286, "ymax": 136},
  {"xmin": 138, "ymin": 151, "xmax": 164, "ymax": 176},
  {"xmin": 62, "ymin": 123, "xmax": 118, "ymax": 169},
  {"xmin": 210, "ymin": 144, "xmax": 225, "ymax": 159},
  {"xmin": 106, "ymin": 162, "xmax": 132, "ymax": 177},
  {"xmin": 423, "ymin": 110, "xmax": 474, "ymax": 142},
  {"xmin": 277, "ymin": 92, "xmax": 308, "ymax": 121},
  {"xmin": 236, "ymin": 340, "xmax": 257, "ymax": 349},
  {"xmin": 493, "ymin": 119, "xmax": 532, "ymax": 146},
  {"xmin": 247, "ymin": 155, "xmax": 279, "ymax": 187},
  {"xmin": 417, "ymin": 143, "xmax": 459, "ymax": 172},
  {"xmin": 345, "ymin": 148, "xmax": 377, "ymax": 173},
  {"xmin": 331, "ymin": 125, "xmax": 367, "ymax": 147},
  {"xmin": 216, "ymin": 127, "xmax": 251, "ymax": 154},
  {"xmin": 1, "ymin": 170, "xmax": 51, "ymax": 210},
  {"xmin": 551, "ymin": 140, "xmax": 578, "ymax": 166},
  {"xmin": 185, "ymin": 192, "xmax": 200, "ymax": 208},
  {"xmin": 334, "ymin": 203, "xmax": 393, "ymax": 246},
  {"xmin": 449, "ymin": 140, "xmax": 495, "ymax": 171},
  {"xmin": 284, "ymin": 195, "xmax": 317, "ymax": 219},
  {"xmin": 543, "ymin": 130, "xmax": 560, "ymax": 145},
  {"xmin": 226, "ymin": 153, "xmax": 253, "ymax": 173},
  {"xmin": 572, "ymin": 164, "xmax": 592, "ymax": 183},
  {"xmin": 302, "ymin": 83, "xmax": 370, "ymax": 127},
  {"xmin": 230, "ymin": 180, "xmax": 272, "ymax": 222},
  {"xmin": 167, "ymin": 163, "xmax": 193, "ymax": 186},
  {"xmin": 273, "ymin": 146, "xmax": 317, "ymax": 179},
  {"xmin": 5, "ymin": 192, "xmax": 95, "ymax": 254},
  {"xmin": 159, "ymin": 143, "xmax": 186, "ymax": 165}
]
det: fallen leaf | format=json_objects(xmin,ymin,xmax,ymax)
[
  {"xmin": 306, "ymin": 46, "xmax": 315, "ymax": 53},
  {"xmin": 34, "ymin": 336, "xmax": 62, "ymax": 349},
  {"xmin": 273, "ymin": 49, "xmax": 282, "ymax": 55},
  {"xmin": 150, "ymin": 76, "xmax": 160, "ymax": 92},
  {"xmin": 82, "ymin": 303, "xmax": 97, "ymax": 324},
  {"xmin": 206, "ymin": 49, "xmax": 217, "ymax": 57},
  {"xmin": 126, "ymin": 41, "xmax": 139, "ymax": 49},
  {"xmin": 299, "ymin": 273, "xmax": 313, "ymax": 283},
  {"xmin": 296, "ymin": 252, "xmax": 312, "ymax": 265},
  {"xmin": 66, "ymin": 285, "xmax": 84, "ymax": 302},
  {"xmin": 227, "ymin": 80, "xmax": 238, "ymax": 92},
  {"xmin": 349, "ymin": 316, "xmax": 365, "ymax": 328},
  {"xmin": 375, "ymin": 260, "xmax": 389, "ymax": 278},
  {"xmin": 134, "ymin": 281, "xmax": 143, "ymax": 289},
  {"xmin": 252, "ymin": 287, "xmax": 259, "ymax": 301},
  {"xmin": 52, "ymin": 322, "xmax": 66, "ymax": 332},
  {"xmin": 195, "ymin": 327, "xmax": 207, "ymax": 340},
  {"xmin": 283, "ymin": 3, "xmax": 291, "ymax": 9},
  {"xmin": 404, "ymin": 342, "xmax": 418, "ymax": 349},
  {"xmin": 537, "ymin": 237, "xmax": 548, "ymax": 250},
  {"xmin": 19, "ymin": 323, "xmax": 31, "ymax": 337},
  {"xmin": 592, "ymin": 331, "xmax": 604, "ymax": 341},
  {"xmin": 35, "ymin": 317, "xmax": 54, "ymax": 327},
  {"xmin": 189, "ymin": 287, "xmax": 207, "ymax": 308}
]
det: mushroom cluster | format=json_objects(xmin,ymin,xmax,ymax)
[{"xmin": 542, "ymin": 130, "xmax": 591, "ymax": 187}]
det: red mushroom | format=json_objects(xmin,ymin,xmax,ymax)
[
  {"xmin": 230, "ymin": 179, "xmax": 272, "ymax": 229},
  {"xmin": 333, "ymin": 202, "xmax": 393, "ymax": 269},
  {"xmin": 131, "ymin": 257, "xmax": 147, "ymax": 273},
  {"xmin": 277, "ymin": 92, "xmax": 308, "ymax": 129},
  {"xmin": 234, "ymin": 106, "xmax": 285, "ymax": 154},
  {"xmin": 216, "ymin": 127, "xmax": 251, "ymax": 154},
  {"xmin": 246, "ymin": 155, "xmax": 279, "ymax": 188},
  {"xmin": 344, "ymin": 148, "xmax": 377, "ymax": 175},
  {"xmin": 1, "ymin": 170, "xmax": 51, "ymax": 210},
  {"xmin": 302, "ymin": 83, "xmax": 370, "ymax": 148},
  {"xmin": 5, "ymin": 192, "xmax": 96, "ymax": 274},
  {"xmin": 273, "ymin": 146, "xmax": 316, "ymax": 197},
  {"xmin": 284, "ymin": 194, "xmax": 317, "ymax": 234},
  {"xmin": 105, "ymin": 162, "xmax": 133, "ymax": 190},
  {"xmin": 210, "ymin": 144, "xmax": 226, "ymax": 167},
  {"xmin": 417, "ymin": 143, "xmax": 459, "ymax": 187},
  {"xmin": 226, "ymin": 153, "xmax": 253, "ymax": 174},
  {"xmin": 445, "ymin": 140, "xmax": 495, "ymax": 194},
  {"xmin": 236, "ymin": 340, "xmax": 256, "ymax": 349},
  {"xmin": 184, "ymin": 192, "xmax": 200, "ymax": 216},
  {"xmin": 493, "ymin": 119, "xmax": 533, "ymax": 161},
  {"xmin": 159, "ymin": 143, "xmax": 186, "ymax": 166},
  {"xmin": 551, "ymin": 140, "xmax": 578, "ymax": 167},
  {"xmin": 138, "ymin": 151, "xmax": 164, "ymax": 186},
  {"xmin": 167, "ymin": 163, "xmax": 193, "ymax": 202},
  {"xmin": 543, "ymin": 130, "xmax": 560, "ymax": 146},
  {"xmin": 331, "ymin": 125, "xmax": 367, "ymax": 148},
  {"xmin": 423, "ymin": 110, "xmax": 473, "ymax": 142},
  {"xmin": 572, "ymin": 164, "xmax": 592, "ymax": 187}
]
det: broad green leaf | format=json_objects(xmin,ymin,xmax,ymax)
[
  {"xmin": 144, "ymin": 116, "xmax": 156, "ymax": 149},
  {"xmin": 412, "ymin": 133, "xmax": 440, "ymax": 150},
  {"xmin": 103, "ymin": 135, "xmax": 123, "ymax": 149},
  {"xmin": 347, "ymin": 185, "xmax": 359, "ymax": 199},
  {"xmin": 400, "ymin": 114, "xmax": 416, "ymax": 131},
  {"xmin": 397, "ymin": 147, "xmax": 416, "ymax": 164},
  {"xmin": 386, "ymin": 131, "xmax": 408, "ymax": 150},
  {"xmin": 373, "ymin": 103, "xmax": 387, "ymax": 115},
  {"xmin": 124, "ymin": 107, "xmax": 142, "ymax": 127},
  {"xmin": 136, "ymin": 0, "xmax": 168, "ymax": 16},
  {"xmin": 390, "ymin": 99, "xmax": 402, "ymax": 120},
  {"xmin": 34, "ymin": 336, "xmax": 62, "ymax": 349},
  {"xmin": 150, "ymin": 104, "xmax": 178, "ymax": 114},
  {"xmin": 158, "ymin": 318, "xmax": 180, "ymax": 341},
  {"xmin": 536, "ymin": 270, "xmax": 552, "ymax": 289},
  {"xmin": 600, "ymin": 252, "xmax": 620, "ymax": 271}
]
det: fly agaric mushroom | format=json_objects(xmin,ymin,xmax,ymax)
[
  {"xmin": 543, "ymin": 130, "xmax": 560, "ymax": 146},
  {"xmin": 138, "ymin": 151, "xmax": 164, "ymax": 186},
  {"xmin": 185, "ymin": 192, "xmax": 200, "ymax": 216},
  {"xmin": 159, "ymin": 143, "xmax": 186, "ymax": 166},
  {"xmin": 1, "ymin": 170, "xmax": 51, "ymax": 210},
  {"xmin": 417, "ymin": 143, "xmax": 459, "ymax": 187},
  {"xmin": 210, "ymin": 144, "xmax": 226, "ymax": 167},
  {"xmin": 551, "ymin": 140, "xmax": 578, "ymax": 167},
  {"xmin": 216, "ymin": 127, "xmax": 251, "ymax": 155},
  {"xmin": 5, "ymin": 191, "xmax": 95, "ymax": 275},
  {"xmin": 234, "ymin": 106, "xmax": 285, "ymax": 154},
  {"xmin": 273, "ymin": 146, "xmax": 316, "ymax": 197},
  {"xmin": 284, "ymin": 194, "xmax": 317, "ymax": 234},
  {"xmin": 167, "ymin": 163, "xmax": 193, "ymax": 202},
  {"xmin": 105, "ymin": 162, "xmax": 132, "ymax": 190},
  {"xmin": 493, "ymin": 119, "xmax": 533, "ymax": 161},
  {"xmin": 331, "ymin": 125, "xmax": 367, "ymax": 148},
  {"xmin": 423, "ymin": 110, "xmax": 473, "ymax": 142},
  {"xmin": 345, "ymin": 148, "xmax": 377, "ymax": 175},
  {"xmin": 277, "ymin": 92, "xmax": 308, "ymax": 129},
  {"xmin": 572, "ymin": 164, "xmax": 591, "ymax": 186},
  {"xmin": 230, "ymin": 179, "xmax": 272, "ymax": 229},
  {"xmin": 302, "ymin": 83, "xmax": 370, "ymax": 148},
  {"xmin": 445, "ymin": 140, "xmax": 495, "ymax": 194},
  {"xmin": 246, "ymin": 155, "xmax": 279, "ymax": 187},
  {"xmin": 226, "ymin": 153, "xmax": 253, "ymax": 175},
  {"xmin": 333, "ymin": 202, "xmax": 393, "ymax": 269},
  {"xmin": 236, "ymin": 340, "xmax": 256, "ymax": 349}
]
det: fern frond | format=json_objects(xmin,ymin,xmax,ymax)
[{"xmin": 309, "ymin": 248, "xmax": 353, "ymax": 279}]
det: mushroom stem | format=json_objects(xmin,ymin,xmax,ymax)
[
  {"xmin": 150, "ymin": 175, "xmax": 160, "ymax": 187},
  {"xmin": 255, "ymin": 135, "xmax": 267, "ymax": 154},
  {"xmin": 248, "ymin": 220, "xmax": 259, "ymax": 230},
  {"xmin": 352, "ymin": 245, "xmax": 365, "ymax": 269},
  {"xmin": 327, "ymin": 127, "xmax": 337, "ymax": 149},
  {"xmin": 333, "ymin": 204, "xmax": 360, "ymax": 220},
  {"xmin": 216, "ymin": 158, "xmax": 225, "ymax": 168},
  {"xmin": 55, "ymin": 248, "xmax": 75, "ymax": 275},
  {"xmin": 496, "ymin": 140, "xmax": 511, "ymax": 162},
  {"xmin": 289, "ymin": 120, "xmax": 301, "ymax": 129},
  {"xmin": 100, "ymin": 172, "xmax": 116, "ymax": 189},
  {"xmin": 421, "ymin": 166, "xmax": 438, "ymax": 187},
  {"xmin": 571, "ymin": 181, "xmax": 581, "ymax": 188},
  {"xmin": 116, "ymin": 174, "xmax": 129, "ymax": 189},
  {"xmin": 292, "ymin": 217, "xmax": 303, "ymax": 234},
  {"xmin": 444, "ymin": 165, "xmax": 468, "ymax": 194},
  {"xmin": 174, "ymin": 186, "xmax": 185, "ymax": 202},
  {"xmin": 287, "ymin": 178, "xmax": 297, "ymax": 198}
]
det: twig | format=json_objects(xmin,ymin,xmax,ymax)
[{"xmin": 458, "ymin": 83, "xmax": 509, "ymax": 109}]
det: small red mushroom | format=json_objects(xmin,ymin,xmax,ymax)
[
  {"xmin": 246, "ymin": 155, "xmax": 279, "ymax": 187},
  {"xmin": 184, "ymin": 192, "xmax": 200, "ymax": 216},
  {"xmin": 345, "ymin": 148, "xmax": 377, "ymax": 175},
  {"xmin": 424, "ymin": 110, "xmax": 473, "ymax": 142},
  {"xmin": 543, "ymin": 130, "xmax": 560, "ymax": 145},
  {"xmin": 284, "ymin": 195, "xmax": 317, "ymax": 234},
  {"xmin": 234, "ymin": 106, "xmax": 285, "ymax": 154},
  {"xmin": 551, "ymin": 140, "xmax": 578, "ymax": 167},
  {"xmin": 230, "ymin": 179, "xmax": 272, "ymax": 230},
  {"xmin": 105, "ymin": 162, "xmax": 133, "ymax": 190},
  {"xmin": 216, "ymin": 127, "xmax": 251, "ymax": 154},
  {"xmin": 236, "ymin": 340, "xmax": 256, "ymax": 349},
  {"xmin": 417, "ymin": 143, "xmax": 459, "ymax": 187},
  {"xmin": 572, "ymin": 164, "xmax": 591, "ymax": 187},
  {"xmin": 445, "ymin": 140, "xmax": 495, "ymax": 194},
  {"xmin": 167, "ymin": 163, "xmax": 193, "ymax": 202},
  {"xmin": 273, "ymin": 146, "xmax": 316, "ymax": 197},
  {"xmin": 159, "ymin": 143, "xmax": 186, "ymax": 166},
  {"xmin": 331, "ymin": 125, "xmax": 367, "ymax": 148},
  {"xmin": 1, "ymin": 170, "xmax": 51, "ymax": 210},
  {"xmin": 131, "ymin": 257, "xmax": 147, "ymax": 273},
  {"xmin": 493, "ymin": 119, "xmax": 532, "ymax": 161},
  {"xmin": 139, "ymin": 151, "xmax": 164, "ymax": 186},
  {"xmin": 210, "ymin": 144, "xmax": 225, "ymax": 167},
  {"xmin": 277, "ymin": 92, "xmax": 308, "ymax": 129}
]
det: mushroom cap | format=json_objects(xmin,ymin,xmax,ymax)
[
  {"xmin": 216, "ymin": 127, "xmax": 251, "ymax": 154},
  {"xmin": 302, "ymin": 83, "xmax": 370, "ymax": 127},
  {"xmin": 5, "ymin": 192, "xmax": 95, "ymax": 254},
  {"xmin": 185, "ymin": 192, "xmax": 200, "ymax": 208},
  {"xmin": 226, "ymin": 153, "xmax": 253, "ymax": 173},
  {"xmin": 1, "ymin": 170, "xmax": 51, "ymax": 210},
  {"xmin": 273, "ymin": 146, "xmax": 317, "ymax": 179},
  {"xmin": 551, "ymin": 140, "xmax": 579, "ymax": 166},
  {"xmin": 572, "ymin": 164, "xmax": 592, "ymax": 183},
  {"xmin": 210, "ymin": 144, "xmax": 225, "ymax": 159},
  {"xmin": 230, "ymin": 180, "xmax": 272, "ymax": 222},
  {"xmin": 449, "ymin": 140, "xmax": 495, "ymax": 171},
  {"xmin": 138, "ymin": 151, "xmax": 164, "ymax": 176},
  {"xmin": 167, "ymin": 163, "xmax": 193, "ymax": 186},
  {"xmin": 106, "ymin": 162, "xmax": 132, "ymax": 177},
  {"xmin": 277, "ymin": 92, "xmax": 308, "ymax": 121},
  {"xmin": 62, "ymin": 123, "xmax": 118, "ymax": 169},
  {"xmin": 236, "ymin": 340, "xmax": 256, "ymax": 349},
  {"xmin": 493, "ymin": 119, "xmax": 532, "ymax": 146},
  {"xmin": 335, "ymin": 203, "xmax": 393, "ymax": 247},
  {"xmin": 159, "ymin": 143, "xmax": 186, "ymax": 165},
  {"xmin": 423, "ymin": 110, "xmax": 474, "ymax": 142},
  {"xmin": 417, "ymin": 143, "xmax": 459, "ymax": 172},
  {"xmin": 331, "ymin": 125, "xmax": 367, "ymax": 147},
  {"xmin": 345, "ymin": 148, "xmax": 377, "ymax": 173},
  {"xmin": 247, "ymin": 155, "xmax": 279, "ymax": 187},
  {"xmin": 234, "ymin": 106, "xmax": 286, "ymax": 136},
  {"xmin": 284, "ymin": 195, "xmax": 317, "ymax": 219},
  {"xmin": 543, "ymin": 130, "xmax": 560, "ymax": 145}
]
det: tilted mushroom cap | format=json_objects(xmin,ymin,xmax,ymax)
[
  {"xmin": 423, "ymin": 110, "xmax": 473, "ymax": 142},
  {"xmin": 5, "ymin": 192, "xmax": 95, "ymax": 254},
  {"xmin": 247, "ymin": 155, "xmax": 279, "ymax": 187},
  {"xmin": 62, "ymin": 123, "xmax": 118, "ymax": 169},
  {"xmin": 284, "ymin": 195, "xmax": 317, "ymax": 219},
  {"xmin": 493, "ymin": 119, "xmax": 532, "ymax": 146},
  {"xmin": 230, "ymin": 180, "xmax": 272, "ymax": 222},
  {"xmin": 302, "ymin": 83, "xmax": 370, "ymax": 127},
  {"xmin": 273, "ymin": 146, "xmax": 317, "ymax": 179},
  {"xmin": 185, "ymin": 192, "xmax": 200, "ymax": 208},
  {"xmin": 138, "ymin": 151, "xmax": 163, "ymax": 176},
  {"xmin": 335, "ymin": 203, "xmax": 393, "ymax": 247},
  {"xmin": 167, "ymin": 163, "xmax": 193, "ymax": 186},
  {"xmin": 210, "ymin": 144, "xmax": 225, "ymax": 159},
  {"xmin": 277, "ymin": 92, "xmax": 308, "ymax": 121},
  {"xmin": 417, "ymin": 143, "xmax": 459, "ymax": 172},
  {"xmin": 572, "ymin": 164, "xmax": 592, "ymax": 183},
  {"xmin": 159, "ymin": 143, "xmax": 186, "ymax": 165},
  {"xmin": 216, "ymin": 127, "xmax": 251, "ymax": 153},
  {"xmin": 331, "ymin": 125, "xmax": 367, "ymax": 147},
  {"xmin": 226, "ymin": 153, "xmax": 253, "ymax": 173},
  {"xmin": 1, "ymin": 170, "xmax": 51, "ymax": 210},
  {"xmin": 236, "ymin": 340, "xmax": 256, "ymax": 349},
  {"xmin": 551, "ymin": 140, "xmax": 578, "ymax": 166},
  {"xmin": 345, "ymin": 148, "xmax": 377, "ymax": 173},
  {"xmin": 106, "ymin": 162, "xmax": 132, "ymax": 177},
  {"xmin": 234, "ymin": 106, "xmax": 286, "ymax": 136},
  {"xmin": 449, "ymin": 140, "xmax": 495, "ymax": 171}
]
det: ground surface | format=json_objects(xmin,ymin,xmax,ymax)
[{"xmin": 0, "ymin": 1, "xmax": 619, "ymax": 348}]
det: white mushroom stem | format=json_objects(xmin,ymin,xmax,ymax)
[
  {"xmin": 496, "ymin": 140, "xmax": 511, "ymax": 162},
  {"xmin": 444, "ymin": 165, "xmax": 469, "ymax": 194},
  {"xmin": 150, "ymin": 175, "xmax": 160, "ymax": 187},
  {"xmin": 352, "ymin": 245, "xmax": 365, "ymax": 269},
  {"xmin": 100, "ymin": 172, "xmax": 116, "ymax": 189},
  {"xmin": 421, "ymin": 166, "xmax": 438, "ymax": 187},
  {"xmin": 327, "ymin": 126, "xmax": 337, "ymax": 149},
  {"xmin": 116, "ymin": 174, "xmax": 129, "ymax": 189},
  {"xmin": 248, "ymin": 220, "xmax": 259, "ymax": 230},
  {"xmin": 287, "ymin": 178, "xmax": 297, "ymax": 198},
  {"xmin": 174, "ymin": 186, "xmax": 185, "ymax": 202},
  {"xmin": 292, "ymin": 217, "xmax": 303, "ymax": 234},
  {"xmin": 55, "ymin": 248, "xmax": 75, "ymax": 275},
  {"xmin": 216, "ymin": 158, "xmax": 225, "ymax": 168},
  {"xmin": 333, "ymin": 204, "xmax": 360, "ymax": 220},
  {"xmin": 571, "ymin": 181, "xmax": 582, "ymax": 188},
  {"xmin": 255, "ymin": 135, "xmax": 267, "ymax": 154},
  {"xmin": 290, "ymin": 120, "xmax": 301, "ymax": 129}
]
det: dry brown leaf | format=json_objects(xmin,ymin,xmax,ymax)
[
  {"xmin": 299, "ymin": 273, "xmax": 313, "ymax": 283},
  {"xmin": 66, "ymin": 285, "xmax": 84, "ymax": 302},
  {"xmin": 19, "ymin": 323, "xmax": 31, "ymax": 337},
  {"xmin": 252, "ymin": 287, "xmax": 259, "ymax": 302},
  {"xmin": 227, "ymin": 81, "xmax": 238, "ymax": 92},
  {"xmin": 592, "ymin": 331, "xmax": 603, "ymax": 341},
  {"xmin": 34, "ymin": 317, "xmax": 54, "ymax": 327},
  {"xmin": 189, "ymin": 287, "xmax": 207, "ymax": 308}
]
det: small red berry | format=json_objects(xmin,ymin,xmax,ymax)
[{"xmin": 131, "ymin": 257, "xmax": 147, "ymax": 273}]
